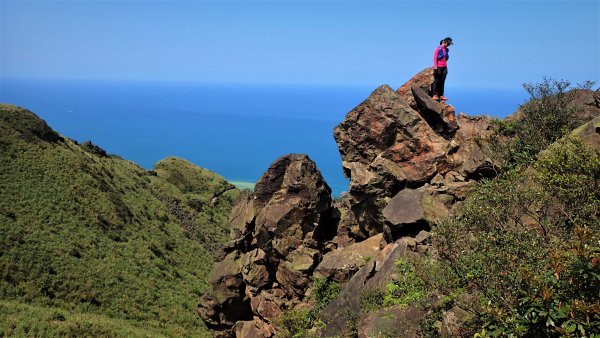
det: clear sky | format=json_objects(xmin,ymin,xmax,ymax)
[{"xmin": 1, "ymin": 0, "xmax": 599, "ymax": 89}]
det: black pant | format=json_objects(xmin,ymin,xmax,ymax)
[{"xmin": 432, "ymin": 67, "xmax": 447, "ymax": 97}]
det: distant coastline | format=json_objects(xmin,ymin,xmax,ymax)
[
  {"xmin": 229, "ymin": 180, "xmax": 255, "ymax": 191},
  {"xmin": 0, "ymin": 79, "xmax": 529, "ymax": 197}
]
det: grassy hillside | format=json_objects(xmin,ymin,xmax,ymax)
[
  {"xmin": 151, "ymin": 157, "xmax": 239, "ymax": 257},
  {"xmin": 0, "ymin": 104, "xmax": 237, "ymax": 336}
]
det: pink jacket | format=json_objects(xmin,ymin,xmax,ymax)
[{"xmin": 433, "ymin": 46, "xmax": 449, "ymax": 69}]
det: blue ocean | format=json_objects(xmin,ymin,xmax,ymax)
[{"xmin": 0, "ymin": 79, "xmax": 529, "ymax": 196}]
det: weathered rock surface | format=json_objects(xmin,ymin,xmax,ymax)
[
  {"xmin": 314, "ymin": 233, "xmax": 384, "ymax": 283},
  {"xmin": 574, "ymin": 115, "xmax": 600, "ymax": 150},
  {"xmin": 358, "ymin": 305, "xmax": 425, "ymax": 338},
  {"xmin": 396, "ymin": 67, "xmax": 435, "ymax": 110},
  {"xmin": 319, "ymin": 239, "xmax": 416, "ymax": 337},
  {"xmin": 334, "ymin": 70, "xmax": 496, "ymax": 242},
  {"xmin": 199, "ymin": 72, "xmax": 600, "ymax": 338},
  {"xmin": 568, "ymin": 88, "xmax": 600, "ymax": 123},
  {"xmin": 199, "ymin": 154, "xmax": 337, "ymax": 337},
  {"xmin": 382, "ymin": 186, "xmax": 454, "ymax": 240},
  {"xmin": 411, "ymin": 85, "xmax": 458, "ymax": 136}
]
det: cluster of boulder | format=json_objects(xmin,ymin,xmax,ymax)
[
  {"xmin": 198, "ymin": 154, "xmax": 338, "ymax": 337},
  {"xmin": 198, "ymin": 68, "xmax": 600, "ymax": 337}
]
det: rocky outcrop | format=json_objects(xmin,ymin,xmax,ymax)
[
  {"xmin": 198, "ymin": 154, "xmax": 337, "ymax": 337},
  {"xmin": 319, "ymin": 239, "xmax": 417, "ymax": 336},
  {"xmin": 567, "ymin": 88, "xmax": 600, "ymax": 123},
  {"xmin": 358, "ymin": 305, "xmax": 425, "ymax": 338},
  {"xmin": 80, "ymin": 140, "xmax": 109, "ymax": 157},
  {"xmin": 574, "ymin": 115, "xmax": 600, "ymax": 150},
  {"xmin": 396, "ymin": 67, "xmax": 435, "ymax": 110},
  {"xmin": 314, "ymin": 233, "xmax": 384, "ymax": 283},
  {"xmin": 333, "ymin": 70, "xmax": 496, "ymax": 242}
]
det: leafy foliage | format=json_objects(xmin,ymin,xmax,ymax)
[
  {"xmin": 490, "ymin": 78, "xmax": 594, "ymax": 171},
  {"xmin": 277, "ymin": 276, "xmax": 341, "ymax": 338},
  {"xmin": 434, "ymin": 136, "xmax": 600, "ymax": 337},
  {"xmin": 383, "ymin": 258, "xmax": 427, "ymax": 308}
]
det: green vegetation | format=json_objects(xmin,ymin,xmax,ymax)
[
  {"xmin": 277, "ymin": 276, "xmax": 341, "ymax": 338},
  {"xmin": 151, "ymin": 157, "xmax": 239, "ymax": 257},
  {"xmin": 358, "ymin": 258, "xmax": 427, "ymax": 314},
  {"xmin": 490, "ymin": 78, "xmax": 595, "ymax": 171},
  {"xmin": 433, "ymin": 136, "xmax": 599, "ymax": 337},
  {"xmin": 0, "ymin": 104, "xmax": 236, "ymax": 336},
  {"xmin": 1, "ymin": 300, "xmax": 171, "ymax": 338}
]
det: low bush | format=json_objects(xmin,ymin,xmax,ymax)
[{"xmin": 433, "ymin": 135, "xmax": 599, "ymax": 337}]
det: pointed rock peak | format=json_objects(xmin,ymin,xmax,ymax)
[
  {"xmin": 363, "ymin": 84, "xmax": 409, "ymax": 109},
  {"xmin": 254, "ymin": 153, "xmax": 331, "ymax": 207},
  {"xmin": 0, "ymin": 104, "xmax": 62, "ymax": 143},
  {"xmin": 397, "ymin": 67, "xmax": 435, "ymax": 110}
]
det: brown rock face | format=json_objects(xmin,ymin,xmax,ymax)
[
  {"xmin": 199, "ymin": 154, "xmax": 336, "ymax": 337},
  {"xmin": 319, "ymin": 239, "xmax": 416, "ymax": 336},
  {"xmin": 333, "ymin": 84, "xmax": 452, "ymax": 235},
  {"xmin": 314, "ymin": 234, "xmax": 384, "ymax": 283},
  {"xmin": 334, "ymin": 71, "xmax": 496, "ymax": 241},
  {"xmin": 411, "ymin": 85, "xmax": 458, "ymax": 136},
  {"xmin": 575, "ymin": 116, "xmax": 600, "ymax": 150},
  {"xmin": 396, "ymin": 67, "xmax": 435, "ymax": 110}
]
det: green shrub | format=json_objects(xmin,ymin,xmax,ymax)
[
  {"xmin": 382, "ymin": 258, "xmax": 427, "ymax": 308},
  {"xmin": 277, "ymin": 277, "xmax": 340, "ymax": 338},
  {"xmin": 490, "ymin": 78, "xmax": 594, "ymax": 171},
  {"xmin": 311, "ymin": 276, "xmax": 342, "ymax": 309},
  {"xmin": 433, "ymin": 136, "xmax": 600, "ymax": 337}
]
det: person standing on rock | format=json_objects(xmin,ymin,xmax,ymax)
[{"xmin": 432, "ymin": 37, "xmax": 453, "ymax": 102}]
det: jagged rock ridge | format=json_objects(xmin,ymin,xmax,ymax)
[{"xmin": 198, "ymin": 70, "xmax": 600, "ymax": 337}]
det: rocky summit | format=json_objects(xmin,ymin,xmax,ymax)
[{"xmin": 333, "ymin": 67, "xmax": 496, "ymax": 243}]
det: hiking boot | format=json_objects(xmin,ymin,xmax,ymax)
[
  {"xmin": 440, "ymin": 96, "xmax": 449, "ymax": 101},
  {"xmin": 432, "ymin": 95, "xmax": 440, "ymax": 101}
]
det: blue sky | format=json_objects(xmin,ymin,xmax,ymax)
[{"xmin": 1, "ymin": 0, "xmax": 599, "ymax": 89}]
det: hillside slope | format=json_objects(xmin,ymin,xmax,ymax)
[{"xmin": 0, "ymin": 104, "xmax": 238, "ymax": 337}]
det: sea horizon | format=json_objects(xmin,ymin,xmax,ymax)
[{"xmin": 0, "ymin": 78, "xmax": 530, "ymax": 196}]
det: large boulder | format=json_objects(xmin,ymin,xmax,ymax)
[
  {"xmin": 567, "ymin": 88, "xmax": 600, "ymax": 123},
  {"xmin": 333, "ymin": 84, "xmax": 451, "ymax": 235},
  {"xmin": 382, "ymin": 186, "xmax": 454, "ymax": 240},
  {"xmin": 314, "ymin": 233, "xmax": 384, "ymax": 283},
  {"xmin": 199, "ymin": 154, "xmax": 337, "ymax": 337},
  {"xmin": 232, "ymin": 153, "xmax": 336, "ymax": 255},
  {"xmin": 573, "ymin": 115, "xmax": 600, "ymax": 150},
  {"xmin": 334, "ymin": 69, "xmax": 499, "ymax": 240}
]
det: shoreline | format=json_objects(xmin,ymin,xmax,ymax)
[{"xmin": 229, "ymin": 181, "xmax": 256, "ymax": 191}]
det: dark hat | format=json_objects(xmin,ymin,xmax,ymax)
[{"xmin": 443, "ymin": 37, "xmax": 453, "ymax": 45}]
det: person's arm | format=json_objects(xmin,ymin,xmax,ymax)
[{"xmin": 433, "ymin": 47, "xmax": 440, "ymax": 69}]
